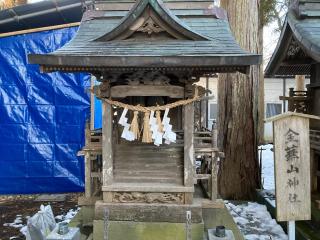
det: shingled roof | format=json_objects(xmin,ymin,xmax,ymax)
[
  {"xmin": 29, "ymin": 0, "xmax": 261, "ymax": 74},
  {"xmin": 265, "ymin": 0, "xmax": 320, "ymax": 77}
]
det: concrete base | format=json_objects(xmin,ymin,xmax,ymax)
[
  {"xmin": 69, "ymin": 199, "xmax": 245, "ymax": 240},
  {"xmin": 203, "ymin": 207, "xmax": 244, "ymax": 240},
  {"xmin": 95, "ymin": 200, "xmax": 203, "ymax": 223},
  {"xmin": 93, "ymin": 220, "xmax": 204, "ymax": 240}
]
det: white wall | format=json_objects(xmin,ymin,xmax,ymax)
[
  {"xmin": 196, "ymin": 77, "xmax": 218, "ymax": 129},
  {"xmin": 264, "ymin": 77, "xmax": 310, "ymax": 143}
]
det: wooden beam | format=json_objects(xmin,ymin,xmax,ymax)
[
  {"xmin": 110, "ymin": 85, "xmax": 184, "ymax": 98},
  {"xmin": 0, "ymin": 22, "xmax": 80, "ymax": 38},
  {"xmin": 102, "ymin": 183, "xmax": 194, "ymax": 192}
]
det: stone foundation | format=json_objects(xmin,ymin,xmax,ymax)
[
  {"xmin": 94, "ymin": 200, "xmax": 203, "ymax": 223},
  {"xmin": 93, "ymin": 221, "xmax": 204, "ymax": 240}
]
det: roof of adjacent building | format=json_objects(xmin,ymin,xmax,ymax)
[
  {"xmin": 0, "ymin": 0, "xmax": 89, "ymax": 34},
  {"xmin": 28, "ymin": 0, "xmax": 261, "ymax": 73},
  {"xmin": 265, "ymin": 0, "xmax": 320, "ymax": 78}
]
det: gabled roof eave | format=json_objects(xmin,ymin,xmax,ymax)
[
  {"xmin": 264, "ymin": 20, "xmax": 293, "ymax": 78},
  {"xmin": 94, "ymin": 0, "xmax": 209, "ymax": 41}
]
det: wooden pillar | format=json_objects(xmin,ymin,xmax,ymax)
[
  {"xmin": 184, "ymin": 103, "xmax": 194, "ymax": 186},
  {"xmin": 295, "ymin": 75, "xmax": 305, "ymax": 92},
  {"xmin": 184, "ymin": 83, "xmax": 194, "ymax": 204},
  {"xmin": 90, "ymin": 75, "xmax": 95, "ymax": 130},
  {"xmin": 211, "ymin": 152, "xmax": 218, "ymax": 201},
  {"xmin": 84, "ymin": 152, "xmax": 92, "ymax": 198},
  {"xmin": 102, "ymin": 99, "xmax": 113, "ymax": 202}
]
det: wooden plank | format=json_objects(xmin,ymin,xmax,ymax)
[
  {"xmin": 110, "ymin": 85, "xmax": 184, "ymax": 98},
  {"xmin": 194, "ymin": 174, "xmax": 211, "ymax": 180},
  {"xmin": 183, "ymin": 103, "xmax": 194, "ymax": 188},
  {"xmin": 102, "ymin": 98, "xmax": 113, "ymax": 188},
  {"xmin": 102, "ymin": 183, "xmax": 194, "ymax": 192},
  {"xmin": 273, "ymin": 116, "xmax": 311, "ymax": 221},
  {"xmin": 194, "ymin": 147, "xmax": 219, "ymax": 152}
]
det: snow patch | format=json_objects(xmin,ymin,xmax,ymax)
[
  {"xmin": 225, "ymin": 201, "xmax": 287, "ymax": 240},
  {"xmin": 55, "ymin": 207, "xmax": 80, "ymax": 223},
  {"xmin": 3, "ymin": 216, "xmax": 24, "ymax": 228},
  {"xmin": 260, "ymin": 144, "xmax": 275, "ymax": 190}
]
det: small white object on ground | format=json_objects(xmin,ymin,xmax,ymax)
[
  {"xmin": 25, "ymin": 204, "xmax": 57, "ymax": 240},
  {"xmin": 225, "ymin": 201, "xmax": 287, "ymax": 240}
]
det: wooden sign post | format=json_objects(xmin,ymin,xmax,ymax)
[{"xmin": 266, "ymin": 112, "xmax": 320, "ymax": 240}]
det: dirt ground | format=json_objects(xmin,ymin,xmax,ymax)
[{"xmin": 0, "ymin": 193, "xmax": 80, "ymax": 240}]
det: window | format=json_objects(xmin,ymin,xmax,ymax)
[
  {"xmin": 266, "ymin": 103, "xmax": 282, "ymax": 118},
  {"xmin": 209, "ymin": 103, "xmax": 218, "ymax": 120}
]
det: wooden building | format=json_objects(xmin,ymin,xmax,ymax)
[
  {"xmin": 29, "ymin": 0, "xmax": 260, "ymax": 239},
  {"xmin": 265, "ymin": 0, "xmax": 320, "ymax": 220}
]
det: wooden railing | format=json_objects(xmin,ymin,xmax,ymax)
[
  {"xmin": 77, "ymin": 124, "xmax": 103, "ymax": 198},
  {"xmin": 279, "ymin": 88, "xmax": 309, "ymax": 113},
  {"xmin": 193, "ymin": 127, "xmax": 224, "ymax": 201},
  {"xmin": 310, "ymin": 129, "xmax": 320, "ymax": 151}
]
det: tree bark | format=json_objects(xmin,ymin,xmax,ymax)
[
  {"xmin": 1, "ymin": 0, "xmax": 27, "ymax": 10},
  {"xmin": 218, "ymin": 0, "xmax": 261, "ymax": 200}
]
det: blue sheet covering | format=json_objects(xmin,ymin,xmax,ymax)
[{"xmin": 0, "ymin": 27, "xmax": 91, "ymax": 194}]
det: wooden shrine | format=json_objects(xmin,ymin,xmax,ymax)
[
  {"xmin": 265, "ymin": 0, "xmax": 320, "ymax": 210},
  {"xmin": 29, "ymin": 0, "xmax": 260, "ymax": 239}
]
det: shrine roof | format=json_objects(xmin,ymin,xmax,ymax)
[
  {"xmin": 265, "ymin": 0, "xmax": 320, "ymax": 78},
  {"xmin": 29, "ymin": 0, "xmax": 261, "ymax": 74}
]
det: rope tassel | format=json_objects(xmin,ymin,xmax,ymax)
[
  {"xmin": 142, "ymin": 112, "xmax": 152, "ymax": 143},
  {"xmin": 130, "ymin": 111, "xmax": 140, "ymax": 140}
]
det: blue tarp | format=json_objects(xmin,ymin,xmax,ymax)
[{"xmin": 0, "ymin": 27, "xmax": 91, "ymax": 194}]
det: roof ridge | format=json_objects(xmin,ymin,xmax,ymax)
[{"xmin": 291, "ymin": 0, "xmax": 320, "ymax": 19}]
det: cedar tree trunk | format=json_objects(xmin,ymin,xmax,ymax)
[{"xmin": 218, "ymin": 0, "xmax": 262, "ymax": 200}]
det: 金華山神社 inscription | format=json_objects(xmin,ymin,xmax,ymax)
[
  {"xmin": 284, "ymin": 129, "xmax": 301, "ymax": 203},
  {"xmin": 271, "ymin": 113, "xmax": 311, "ymax": 222}
]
